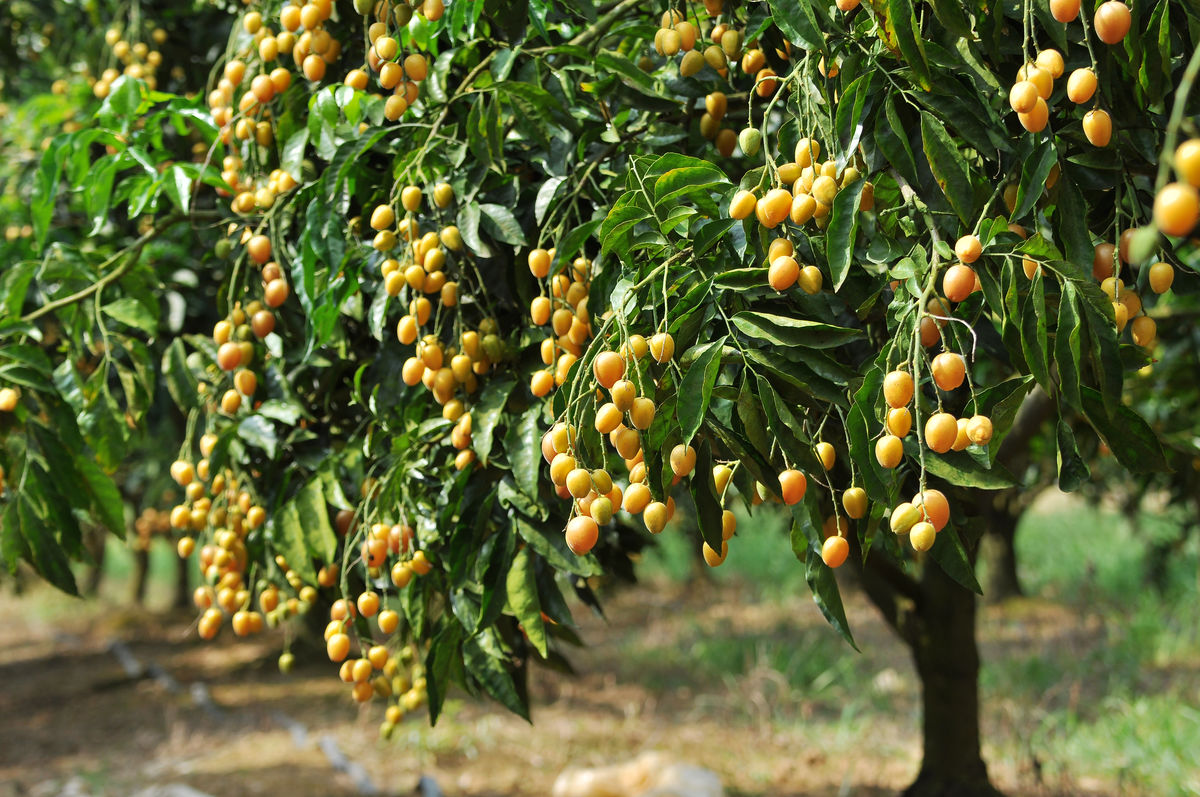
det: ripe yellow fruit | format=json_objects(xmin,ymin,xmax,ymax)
[
  {"xmin": 816, "ymin": 442, "xmax": 836, "ymax": 470},
  {"xmin": 1035, "ymin": 49, "xmax": 1064, "ymax": 79},
  {"xmin": 1148, "ymin": 262, "xmax": 1174, "ymax": 294},
  {"xmin": 883, "ymin": 370, "xmax": 914, "ymax": 408},
  {"xmin": 1066, "ymin": 68, "xmax": 1098, "ymax": 104},
  {"xmin": 756, "ymin": 188, "xmax": 792, "ymax": 228},
  {"xmin": 875, "ymin": 435, "xmax": 904, "ymax": 468},
  {"xmin": 910, "ymin": 522, "xmax": 936, "ymax": 552},
  {"xmin": 401, "ymin": 185, "xmax": 422, "ymax": 212},
  {"xmin": 1083, "ymin": 110, "xmax": 1112, "ymax": 147},
  {"xmin": 1093, "ymin": 1, "xmax": 1131, "ymax": 45},
  {"xmin": 644, "ymin": 501, "xmax": 669, "ymax": 534},
  {"xmin": 1130, "ymin": 316, "xmax": 1156, "ymax": 347},
  {"xmin": 703, "ymin": 540, "xmax": 729, "ymax": 567},
  {"xmin": 1154, "ymin": 183, "xmax": 1200, "ymax": 237},
  {"xmin": 669, "ymin": 444, "xmax": 697, "ymax": 477},
  {"xmin": 842, "ymin": 487, "xmax": 867, "ymax": 519},
  {"xmin": 729, "ymin": 189, "xmax": 757, "ymax": 219},
  {"xmin": 649, "ymin": 332, "xmax": 675, "ymax": 363},
  {"xmin": 1008, "ymin": 81, "xmax": 1039, "ymax": 114},
  {"xmin": 966, "ymin": 415, "xmax": 993, "ymax": 446},
  {"xmin": 1018, "ymin": 97, "xmax": 1049, "ymax": 133},
  {"xmin": 890, "ymin": 502, "xmax": 921, "ymax": 535},
  {"xmin": 886, "ymin": 407, "xmax": 912, "ymax": 437},
  {"xmin": 924, "ymin": 412, "xmax": 958, "ymax": 454},
  {"xmin": 821, "ymin": 536, "xmax": 849, "ymax": 568}
]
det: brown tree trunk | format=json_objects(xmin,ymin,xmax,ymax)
[
  {"xmin": 174, "ymin": 551, "xmax": 192, "ymax": 609},
  {"xmin": 981, "ymin": 499, "xmax": 1022, "ymax": 602},
  {"xmin": 131, "ymin": 546, "xmax": 149, "ymax": 606},
  {"xmin": 904, "ymin": 562, "xmax": 1003, "ymax": 797}
]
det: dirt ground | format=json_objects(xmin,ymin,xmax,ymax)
[{"xmin": 0, "ymin": 571, "xmax": 1138, "ymax": 797}]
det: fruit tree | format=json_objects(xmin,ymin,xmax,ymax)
[{"xmin": 2, "ymin": 1, "xmax": 1198, "ymax": 795}]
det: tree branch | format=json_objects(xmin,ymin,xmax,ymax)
[{"xmin": 21, "ymin": 211, "xmax": 220, "ymax": 324}]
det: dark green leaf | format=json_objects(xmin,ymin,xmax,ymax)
[
  {"xmin": 920, "ymin": 113, "xmax": 975, "ymax": 226},
  {"xmin": 827, "ymin": 180, "xmax": 866, "ymax": 290},
  {"xmin": 676, "ymin": 337, "xmax": 725, "ymax": 445},
  {"xmin": 506, "ymin": 546, "xmax": 547, "ymax": 658}
]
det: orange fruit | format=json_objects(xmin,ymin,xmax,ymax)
[
  {"xmin": 1154, "ymin": 183, "xmax": 1200, "ymax": 237},
  {"xmin": 1093, "ymin": 1, "xmax": 1131, "ymax": 45},
  {"xmin": 816, "ymin": 442, "xmax": 836, "ymax": 470},
  {"xmin": 729, "ymin": 190, "xmax": 757, "ymax": 219},
  {"xmin": 1148, "ymin": 262, "xmax": 1174, "ymax": 294},
  {"xmin": 842, "ymin": 487, "xmax": 867, "ymax": 519},
  {"xmin": 1066, "ymin": 68, "xmax": 1097, "ymax": 104},
  {"xmin": 1083, "ymin": 109, "xmax": 1112, "ymax": 147},
  {"xmin": 1008, "ymin": 81, "xmax": 1038, "ymax": 114},
  {"xmin": 1050, "ymin": 0, "xmax": 1080, "ymax": 22},
  {"xmin": 755, "ymin": 188, "xmax": 792, "ymax": 228},
  {"xmin": 886, "ymin": 407, "xmax": 912, "ymax": 437},
  {"xmin": 778, "ymin": 469, "xmax": 807, "ymax": 505},
  {"xmin": 911, "ymin": 489, "xmax": 949, "ymax": 532},
  {"xmin": 769, "ymin": 255, "xmax": 800, "ymax": 291},
  {"xmin": 875, "ymin": 435, "xmax": 904, "ymax": 468},
  {"xmin": 943, "ymin": 264, "xmax": 976, "ymax": 302},
  {"xmin": 565, "ymin": 516, "xmax": 599, "ymax": 555},
  {"xmin": 966, "ymin": 415, "xmax": 993, "ymax": 445},
  {"xmin": 1018, "ymin": 97, "xmax": 1049, "ymax": 133},
  {"xmin": 1173, "ymin": 138, "xmax": 1200, "ymax": 187},
  {"xmin": 931, "ymin": 352, "xmax": 966, "ymax": 391},
  {"xmin": 821, "ymin": 536, "xmax": 849, "ymax": 568},
  {"xmin": 924, "ymin": 413, "xmax": 958, "ymax": 454},
  {"xmin": 592, "ymin": 351, "xmax": 625, "ymax": 389},
  {"xmin": 883, "ymin": 370, "xmax": 914, "ymax": 407},
  {"xmin": 955, "ymin": 234, "xmax": 982, "ymax": 265}
]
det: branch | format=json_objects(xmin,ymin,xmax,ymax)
[{"xmin": 21, "ymin": 211, "xmax": 220, "ymax": 324}]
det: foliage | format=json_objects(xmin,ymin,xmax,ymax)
[{"xmin": 1, "ymin": 0, "xmax": 1198, "ymax": 742}]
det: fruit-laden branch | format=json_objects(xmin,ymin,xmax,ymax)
[{"xmin": 21, "ymin": 210, "xmax": 222, "ymax": 324}]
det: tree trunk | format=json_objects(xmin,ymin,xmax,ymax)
[
  {"xmin": 981, "ymin": 501, "xmax": 1022, "ymax": 602},
  {"xmin": 174, "ymin": 552, "xmax": 192, "ymax": 610},
  {"xmin": 903, "ymin": 561, "xmax": 1003, "ymax": 797},
  {"xmin": 131, "ymin": 546, "xmax": 149, "ymax": 606}
]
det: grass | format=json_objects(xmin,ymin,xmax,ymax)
[{"xmin": 635, "ymin": 496, "xmax": 1200, "ymax": 795}]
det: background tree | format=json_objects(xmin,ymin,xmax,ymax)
[{"xmin": 2, "ymin": 2, "xmax": 1198, "ymax": 797}]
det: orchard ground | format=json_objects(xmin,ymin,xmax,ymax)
[{"xmin": 1, "ymin": 493, "xmax": 1197, "ymax": 797}]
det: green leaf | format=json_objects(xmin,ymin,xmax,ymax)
[
  {"xmin": 929, "ymin": 527, "xmax": 982, "ymax": 595},
  {"xmin": 507, "ymin": 407, "xmax": 543, "ymax": 500},
  {"xmin": 77, "ymin": 456, "xmax": 126, "ymax": 539},
  {"xmin": 162, "ymin": 164, "xmax": 193, "ymax": 213},
  {"xmin": 534, "ymin": 176, "xmax": 566, "ymax": 225},
  {"xmin": 32, "ymin": 135, "xmax": 70, "ymax": 252},
  {"xmin": 826, "ymin": 180, "xmax": 866, "ymax": 290},
  {"xmin": 480, "ymin": 203, "xmax": 527, "ymax": 246},
  {"xmin": 902, "ymin": 438, "xmax": 1016, "ymax": 489},
  {"xmin": 102, "ymin": 297, "xmax": 158, "ymax": 336},
  {"xmin": 676, "ymin": 337, "xmax": 725, "ymax": 445},
  {"xmin": 273, "ymin": 478, "xmax": 338, "ymax": 584},
  {"xmin": 514, "ymin": 517, "xmax": 601, "ymax": 577},
  {"xmin": 162, "ymin": 338, "xmax": 199, "ymax": 410},
  {"xmin": 237, "ymin": 415, "xmax": 278, "ymax": 458},
  {"xmin": 506, "ymin": 546, "xmax": 547, "ymax": 658},
  {"xmin": 473, "ymin": 377, "xmax": 516, "ymax": 466},
  {"xmin": 463, "ymin": 633, "xmax": 529, "ymax": 721},
  {"xmin": 1055, "ymin": 284, "xmax": 1083, "ymax": 412},
  {"xmin": 425, "ymin": 620, "xmax": 464, "ymax": 724},
  {"xmin": 768, "ymin": 0, "xmax": 826, "ymax": 51},
  {"xmin": 1080, "ymin": 387, "xmax": 1168, "ymax": 473},
  {"xmin": 920, "ymin": 113, "xmax": 975, "ymax": 226},
  {"xmin": 876, "ymin": 95, "xmax": 919, "ymax": 185},
  {"xmin": 17, "ymin": 493, "xmax": 78, "ymax": 595},
  {"xmin": 732, "ymin": 311, "xmax": 863, "ymax": 349},
  {"xmin": 803, "ymin": 538, "xmax": 857, "ymax": 649},
  {"xmin": 1020, "ymin": 270, "xmax": 1051, "ymax": 391},
  {"xmin": 1012, "ymin": 139, "xmax": 1056, "ymax": 221},
  {"xmin": 1055, "ymin": 416, "xmax": 1090, "ymax": 492}
]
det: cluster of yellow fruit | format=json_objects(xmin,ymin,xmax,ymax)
[
  {"xmin": 1007, "ymin": 1, "xmax": 1130, "ymax": 139},
  {"xmin": 324, "ymin": 594, "xmax": 429, "ymax": 730},
  {"xmin": 1091, "ymin": 234, "xmax": 1168, "ymax": 348},
  {"xmin": 347, "ymin": 7, "xmax": 432, "ymax": 123},
  {"xmin": 888, "ymin": 488, "xmax": 951, "ymax": 553},
  {"xmin": 92, "ymin": 25, "xmax": 168, "ymax": 98},
  {"xmin": 1153, "ymin": 138, "xmax": 1200, "ymax": 239},
  {"xmin": 698, "ymin": 92, "xmax": 738, "ymax": 158},
  {"xmin": 387, "ymin": 185, "xmax": 505, "ymax": 471},
  {"xmin": 875, "ymin": 362, "xmax": 992, "ymax": 466},
  {"xmin": 653, "ymin": 6, "xmax": 741, "ymax": 79},
  {"xmin": 527, "ymin": 249, "xmax": 594, "ymax": 398},
  {"xmin": 729, "ymin": 138, "xmax": 872, "ymax": 238},
  {"xmin": 166, "ymin": 447, "xmax": 282, "ymax": 640}
]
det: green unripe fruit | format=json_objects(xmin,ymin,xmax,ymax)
[{"xmin": 738, "ymin": 128, "xmax": 762, "ymax": 156}]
